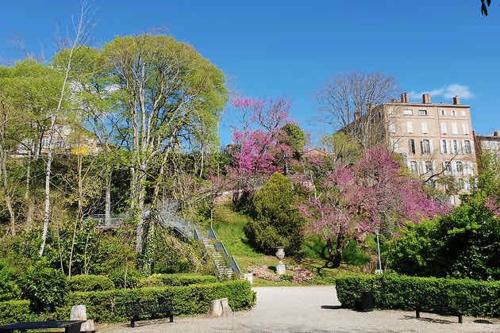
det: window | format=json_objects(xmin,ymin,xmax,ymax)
[
  {"xmin": 464, "ymin": 140, "xmax": 472, "ymax": 154},
  {"xmin": 464, "ymin": 179, "xmax": 471, "ymax": 191},
  {"xmin": 458, "ymin": 141, "xmax": 463, "ymax": 154},
  {"xmin": 41, "ymin": 137, "xmax": 50, "ymax": 148},
  {"xmin": 453, "ymin": 140, "xmax": 458, "ymax": 154},
  {"xmin": 389, "ymin": 123, "xmax": 396, "ymax": 133},
  {"xmin": 403, "ymin": 109, "xmax": 413, "ymax": 116},
  {"xmin": 451, "ymin": 122, "xmax": 458, "ymax": 134},
  {"xmin": 418, "ymin": 110, "xmax": 428, "ymax": 116},
  {"xmin": 425, "ymin": 161, "xmax": 433, "ymax": 173},
  {"xmin": 421, "ymin": 139, "xmax": 431, "ymax": 154},
  {"xmin": 452, "ymin": 110, "xmax": 456, "ymax": 117},
  {"xmin": 442, "ymin": 139, "xmax": 448, "ymax": 154},
  {"xmin": 441, "ymin": 110, "xmax": 446, "ymax": 116},
  {"xmin": 456, "ymin": 161, "xmax": 463, "ymax": 175},
  {"xmin": 407, "ymin": 121, "xmax": 413, "ymax": 134},
  {"xmin": 408, "ymin": 139, "xmax": 416, "ymax": 154},
  {"xmin": 462, "ymin": 123, "xmax": 469, "ymax": 134},
  {"xmin": 444, "ymin": 161, "xmax": 452, "ymax": 175},
  {"xmin": 410, "ymin": 161, "xmax": 418, "ymax": 174},
  {"xmin": 421, "ymin": 122, "xmax": 428, "ymax": 134},
  {"xmin": 441, "ymin": 123, "xmax": 447, "ymax": 134}
]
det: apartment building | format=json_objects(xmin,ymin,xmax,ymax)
[
  {"xmin": 380, "ymin": 93, "xmax": 477, "ymax": 203},
  {"xmin": 474, "ymin": 131, "xmax": 500, "ymax": 159}
]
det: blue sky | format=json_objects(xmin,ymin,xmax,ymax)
[{"xmin": 1, "ymin": 0, "xmax": 499, "ymax": 145}]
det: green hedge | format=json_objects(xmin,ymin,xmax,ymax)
[
  {"xmin": 59, "ymin": 280, "xmax": 255, "ymax": 323},
  {"xmin": 0, "ymin": 300, "xmax": 32, "ymax": 325},
  {"xmin": 68, "ymin": 275, "xmax": 115, "ymax": 292},
  {"xmin": 137, "ymin": 274, "xmax": 218, "ymax": 288},
  {"xmin": 336, "ymin": 274, "xmax": 500, "ymax": 317}
]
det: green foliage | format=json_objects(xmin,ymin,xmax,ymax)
[
  {"xmin": 68, "ymin": 275, "xmax": 115, "ymax": 292},
  {"xmin": 109, "ymin": 267, "xmax": 142, "ymax": 289},
  {"xmin": 137, "ymin": 274, "xmax": 217, "ymax": 288},
  {"xmin": 342, "ymin": 240, "xmax": 371, "ymax": 266},
  {"xmin": 245, "ymin": 173, "xmax": 305, "ymax": 255},
  {"xmin": 322, "ymin": 132, "xmax": 361, "ymax": 164},
  {"xmin": 0, "ymin": 261, "xmax": 21, "ymax": 302},
  {"xmin": 477, "ymin": 151, "xmax": 500, "ymax": 196},
  {"xmin": 279, "ymin": 123, "xmax": 306, "ymax": 155},
  {"xmin": 385, "ymin": 193, "xmax": 500, "ymax": 280},
  {"xmin": 336, "ymin": 274, "xmax": 500, "ymax": 317},
  {"xmin": 0, "ymin": 300, "xmax": 32, "ymax": 325},
  {"xmin": 20, "ymin": 261, "xmax": 67, "ymax": 313},
  {"xmin": 59, "ymin": 280, "xmax": 255, "ymax": 323}
]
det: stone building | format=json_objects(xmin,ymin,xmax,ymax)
[
  {"xmin": 342, "ymin": 92, "xmax": 477, "ymax": 204},
  {"xmin": 474, "ymin": 131, "xmax": 500, "ymax": 158}
]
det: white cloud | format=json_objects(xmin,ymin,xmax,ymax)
[{"xmin": 410, "ymin": 84, "xmax": 474, "ymax": 101}]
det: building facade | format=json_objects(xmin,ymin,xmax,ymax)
[
  {"xmin": 377, "ymin": 93, "xmax": 477, "ymax": 204},
  {"xmin": 474, "ymin": 131, "xmax": 500, "ymax": 159}
]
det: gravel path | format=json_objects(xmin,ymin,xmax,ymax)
[{"xmin": 99, "ymin": 286, "xmax": 499, "ymax": 333}]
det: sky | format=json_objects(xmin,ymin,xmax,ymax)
[{"xmin": 1, "ymin": 0, "xmax": 499, "ymax": 146}]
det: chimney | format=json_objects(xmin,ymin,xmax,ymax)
[
  {"xmin": 400, "ymin": 92, "xmax": 409, "ymax": 103},
  {"xmin": 354, "ymin": 112, "xmax": 361, "ymax": 121},
  {"xmin": 422, "ymin": 93, "xmax": 431, "ymax": 104},
  {"xmin": 494, "ymin": 131, "xmax": 499, "ymax": 137},
  {"xmin": 452, "ymin": 96, "xmax": 460, "ymax": 105}
]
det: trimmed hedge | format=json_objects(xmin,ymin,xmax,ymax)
[
  {"xmin": 59, "ymin": 280, "xmax": 255, "ymax": 322},
  {"xmin": 0, "ymin": 300, "xmax": 32, "ymax": 325},
  {"xmin": 137, "ymin": 274, "xmax": 218, "ymax": 288},
  {"xmin": 68, "ymin": 275, "xmax": 115, "ymax": 292},
  {"xmin": 336, "ymin": 274, "xmax": 500, "ymax": 318}
]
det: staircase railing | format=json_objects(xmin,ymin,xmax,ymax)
[{"xmin": 209, "ymin": 226, "xmax": 242, "ymax": 277}]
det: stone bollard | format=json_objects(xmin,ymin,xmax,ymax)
[
  {"xmin": 70, "ymin": 305, "xmax": 96, "ymax": 333},
  {"xmin": 209, "ymin": 298, "xmax": 232, "ymax": 317}
]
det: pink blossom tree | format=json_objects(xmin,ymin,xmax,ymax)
[
  {"xmin": 227, "ymin": 96, "xmax": 294, "ymax": 192},
  {"xmin": 299, "ymin": 145, "xmax": 449, "ymax": 268}
]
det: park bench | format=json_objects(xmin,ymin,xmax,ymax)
[
  {"xmin": 415, "ymin": 305, "xmax": 463, "ymax": 323},
  {"xmin": 0, "ymin": 320, "xmax": 84, "ymax": 333}
]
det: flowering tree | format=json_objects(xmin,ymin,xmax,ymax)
[
  {"xmin": 227, "ymin": 97, "xmax": 294, "ymax": 191},
  {"xmin": 299, "ymin": 146, "xmax": 449, "ymax": 268}
]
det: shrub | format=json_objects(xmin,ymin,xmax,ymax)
[
  {"xmin": 245, "ymin": 173, "xmax": 304, "ymax": 255},
  {"xmin": 68, "ymin": 275, "xmax": 115, "ymax": 292},
  {"xmin": 0, "ymin": 261, "xmax": 21, "ymax": 301},
  {"xmin": 336, "ymin": 274, "xmax": 500, "ymax": 317},
  {"xmin": 59, "ymin": 280, "xmax": 255, "ymax": 323},
  {"xmin": 109, "ymin": 267, "xmax": 142, "ymax": 289},
  {"xmin": 385, "ymin": 193, "xmax": 500, "ymax": 280},
  {"xmin": 20, "ymin": 261, "xmax": 67, "ymax": 313},
  {"xmin": 0, "ymin": 300, "xmax": 32, "ymax": 325},
  {"xmin": 137, "ymin": 274, "xmax": 217, "ymax": 288}
]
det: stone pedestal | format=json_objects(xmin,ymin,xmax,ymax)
[
  {"xmin": 70, "ymin": 305, "xmax": 96, "ymax": 332},
  {"xmin": 243, "ymin": 273, "xmax": 254, "ymax": 284},
  {"xmin": 276, "ymin": 262, "xmax": 286, "ymax": 275},
  {"xmin": 209, "ymin": 298, "xmax": 233, "ymax": 317}
]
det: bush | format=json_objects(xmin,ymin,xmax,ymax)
[
  {"xmin": 20, "ymin": 261, "xmax": 67, "ymax": 313},
  {"xmin": 245, "ymin": 173, "xmax": 304, "ymax": 255},
  {"xmin": 0, "ymin": 261, "xmax": 21, "ymax": 301},
  {"xmin": 68, "ymin": 275, "xmax": 115, "ymax": 292},
  {"xmin": 385, "ymin": 193, "xmax": 500, "ymax": 280},
  {"xmin": 137, "ymin": 274, "xmax": 217, "ymax": 288},
  {"xmin": 109, "ymin": 267, "xmax": 142, "ymax": 289},
  {"xmin": 60, "ymin": 280, "xmax": 255, "ymax": 323},
  {"xmin": 0, "ymin": 300, "xmax": 32, "ymax": 325},
  {"xmin": 336, "ymin": 274, "xmax": 500, "ymax": 317}
]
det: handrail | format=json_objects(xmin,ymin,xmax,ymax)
[{"xmin": 211, "ymin": 231, "xmax": 241, "ymax": 277}]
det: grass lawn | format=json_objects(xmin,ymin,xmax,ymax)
[{"xmin": 211, "ymin": 204, "xmax": 367, "ymax": 286}]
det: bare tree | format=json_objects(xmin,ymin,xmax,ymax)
[
  {"xmin": 317, "ymin": 72, "xmax": 398, "ymax": 148},
  {"xmin": 39, "ymin": 1, "xmax": 91, "ymax": 256}
]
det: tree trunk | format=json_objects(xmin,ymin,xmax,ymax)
[
  {"xmin": 25, "ymin": 143, "xmax": 34, "ymax": 226},
  {"xmin": 325, "ymin": 235, "xmax": 344, "ymax": 268},
  {"xmin": 39, "ymin": 115, "xmax": 56, "ymax": 257},
  {"xmin": 105, "ymin": 170, "xmax": 112, "ymax": 226}
]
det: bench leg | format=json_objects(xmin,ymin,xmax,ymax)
[
  {"xmin": 131, "ymin": 317, "xmax": 137, "ymax": 328},
  {"xmin": 169, "ymin": 314, "xmax": 174, "ymax": 323},
  {"xmin": 66, "ymin": 324, "xmax": 83, "ymax": 333},
  {"xmin": 458, "ymin": 314, "xmax": 463, "ymax": 324},
  {"xmin": 416, "ymin": 309, "xmax": 420, "ymax": 319}
]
